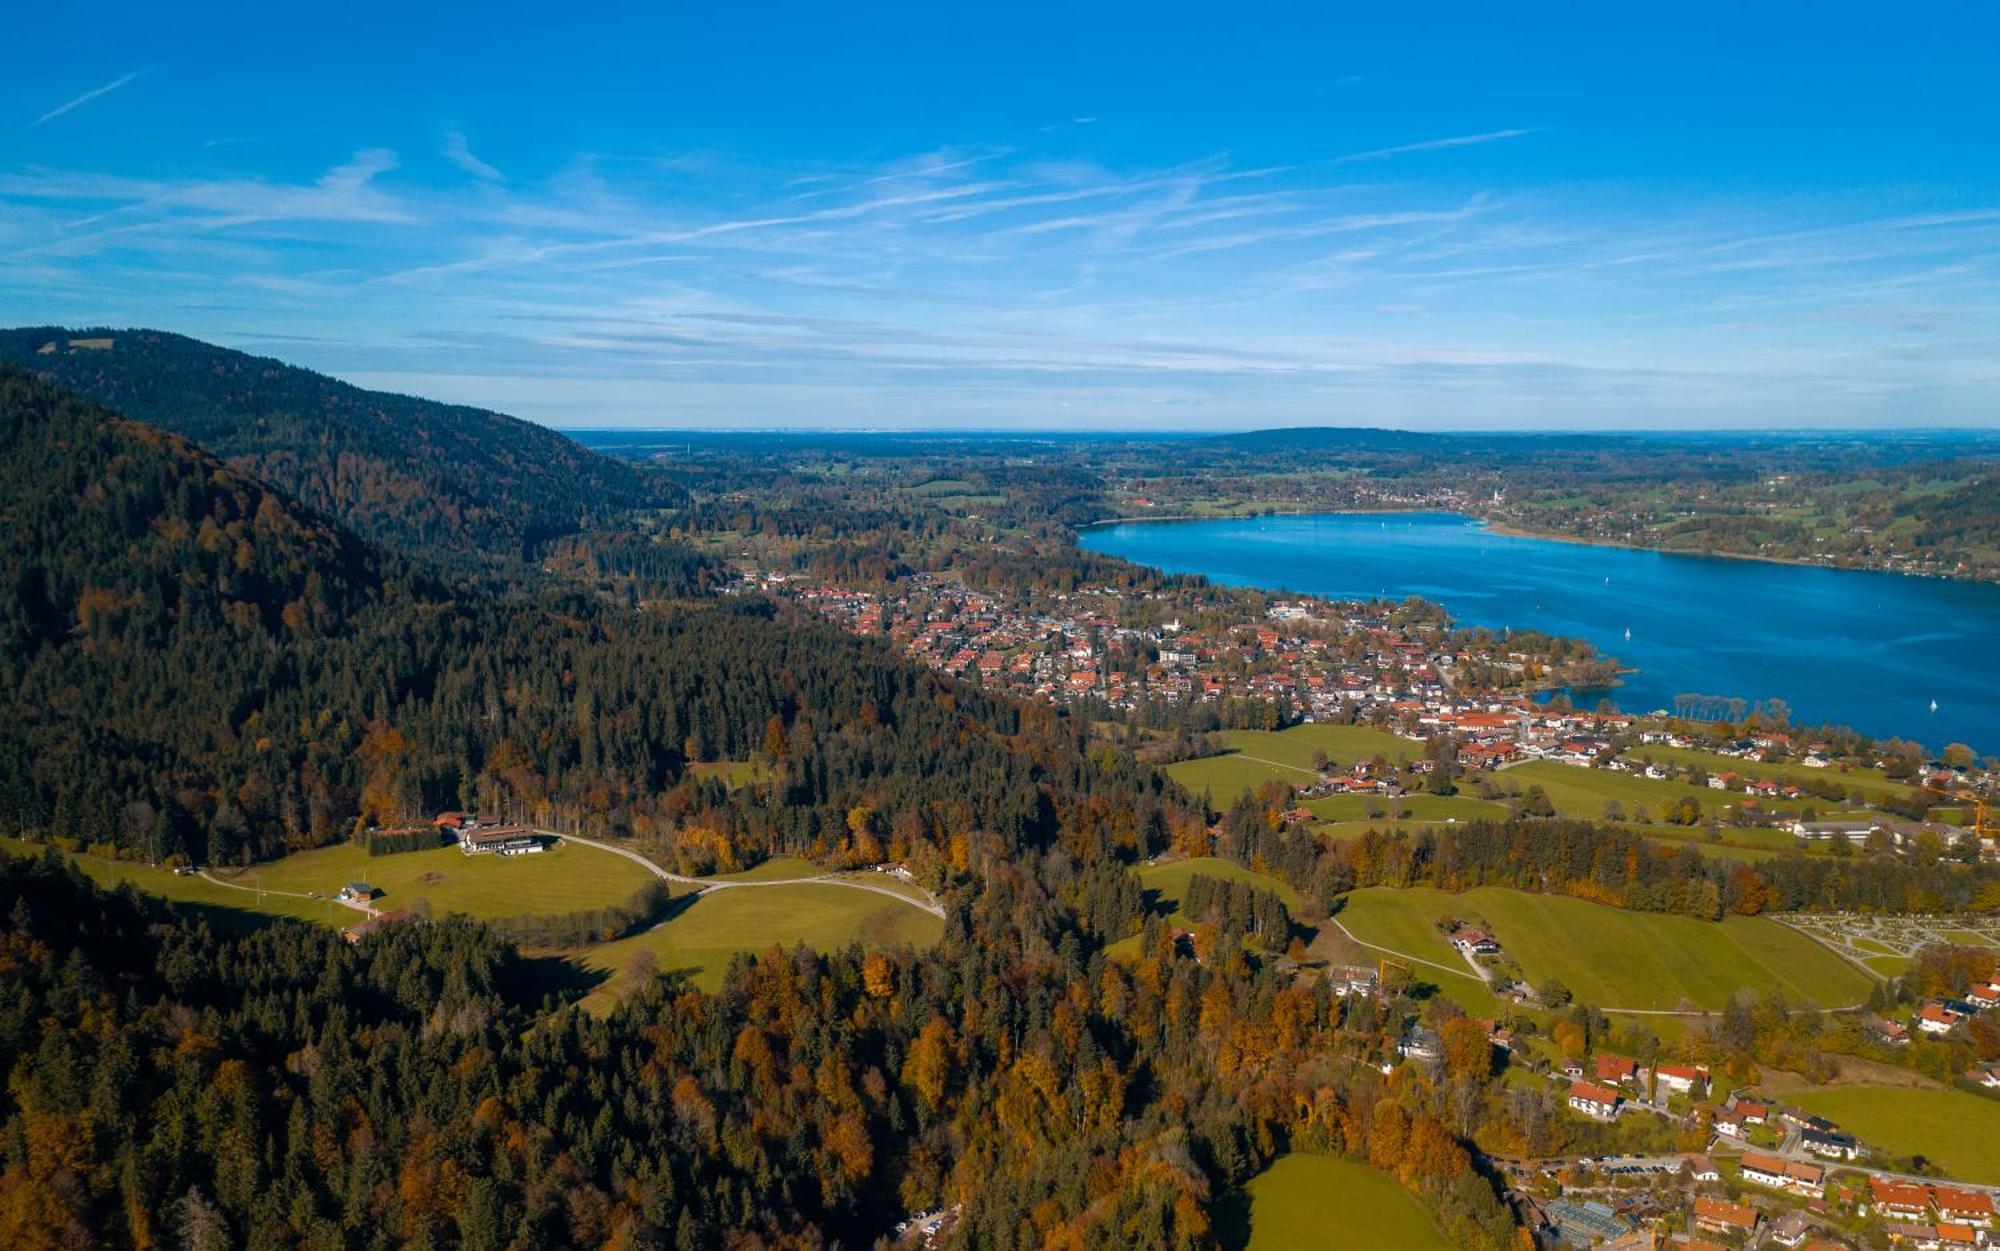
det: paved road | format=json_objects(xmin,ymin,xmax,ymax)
[{"xmin": 550, "ymin": 830, "xmax": 946, "ymax": 919}]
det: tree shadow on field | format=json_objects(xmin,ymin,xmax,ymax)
[{"xmin": 1210, "ymin": 1188, "xmax": 1253, "ymax": 1251}]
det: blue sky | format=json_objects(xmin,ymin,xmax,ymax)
[{"xmin": 5, "ymin": 3, "xmax": 1998, "ymax": 430}]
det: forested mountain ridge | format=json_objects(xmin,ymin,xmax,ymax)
[
  {"xmin": 0, "ymin": 328, "xmax": 673, "ymax": 558},
  {"xmin": 0, "ymin": 366, "xmax": 1182, "ymax": 881}
]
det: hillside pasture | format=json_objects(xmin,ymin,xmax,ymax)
[
  {"xmin": 1137, "ymin": 856, "xmax": 1304, "ymax": 921},
  {"xmin": 217, "ymin": 840, "xmax": 657, "ymax": 920},
  {"xmin": 1, "ymin": 836, "xmax": 328, "ymax": 927},
  {"xmin": 1337, "ymin": 886, "xmax": 1871, "ymax": 1012},
  {"xmin": 1214, "ymin": 1154, "xmax": 1450, "ymax": 1251},
  {"xmin": 579, "ymin": 882, "xmax": 945, "ymax": 999},
  {"xmin": 1776, "ymin": 1085, "xmax": 2000, "ymax": 1184},
  {"xmin": 1303, "ymin": 792, "xmax": 1508, "ymax": 823},
  {"xmin": 1500, "ymin": 760, "xmax": 1741, "ymax": 822},
  {"xmin": 1629, "ymin": 745, "xmax": 1921, "ymax": 806},
  {"xmin": 1165, "ymin": 724, "xmax": 1423, "ymax": 801}
]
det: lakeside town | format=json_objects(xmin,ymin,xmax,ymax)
[{"xmin": 749, "ymin": 570, "xmax": 1995, "ymax": 857}]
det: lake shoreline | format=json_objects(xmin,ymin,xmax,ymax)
[
  {"xmin": 1080, "ymin": 510, "xmax": 1998, "ymax": 751},
  {"xmin": 1085, "ymin": 508, "xmax": 1965, "ymax": 582}
]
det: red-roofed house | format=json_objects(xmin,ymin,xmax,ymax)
[
  {"xmin": 1568, "ymin": 1081, "xmax": 1623, "ymax": 1120},
  {"xmin": 1932, "ymin": 1187, "xmax": 1996, "ymax": 1227}
]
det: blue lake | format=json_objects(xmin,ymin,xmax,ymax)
[{"xmin": 1079, "ymin": 511, "xmax": 2000, "ymax": 753}]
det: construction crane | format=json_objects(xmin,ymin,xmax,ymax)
[{"xmin": 1923, "ymin": 778, "xmax": 1996, "ymax": 842}]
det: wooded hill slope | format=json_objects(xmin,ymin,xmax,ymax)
[
  {"xmin": 0, "ymin": 328, "xmax": 673, "ymax": 558},
  {"xmin": 0, "ymin": 365, "xmax": 1181, "ymax": 878}
]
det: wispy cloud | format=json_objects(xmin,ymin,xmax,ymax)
[
  {"xmin": 443, "ymin": 129, "xmax": 503, "ymax": 182},
  {"xmin": 3, "ymin": 126, "xmax": 1997, "ymax": 429},
  {"xmin": 33, "ymin": 70, "xmax": 145, "ymax": 127},
  {"xmin": 1333, "ymin": 128, "xmax": 1537, "ymax": 163}
]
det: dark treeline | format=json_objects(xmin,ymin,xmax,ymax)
[
  {"xmin": 365, "ymin": 828, "xmax": 451, "ymax": 857},
  {"xmin": 1178, "ymin": 873, "xmax": 1293, "ymax": 952},
  {"xmin": 1208, "ymin": 786, "xmax": 2000, "ymax": 920},
  {"xmin": 0, "ymin": 842, "xmax": 1521, "ymax": 1250}
]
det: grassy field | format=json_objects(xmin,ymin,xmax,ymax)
[
  {"xmin": 1776, "ymin": 1085, "xmax": 2000, "ymax": 1184},
  {"xmin": 1501, "ymin": 761, "xmax": 1742, "ymax": 821},
  {"xmin": 1303, "ymin": 792, "xmax": 1508, "ymax": 823},
  {"xmin": 1137, "ymin": 856, "xmax": 1303, "ymax": 920},
  {"xmin": 1214, "ymin": 1155, "xmax": 1449, "ymax": 1251},
  {"xmin": 1337, "ymin": 886, "xmax": 1872, "ymax": 1011},
  {"xmin": 579, "ymin": 883, "xmax": 945, "ymax": 999},
  {"xmin": 213, "ymin": 840, "xmax": 656, "ymax": 920},
  {"xmin": 687, "ymin": 759, "xmax": 770, "ymax": 788},
  {"xmin": 1166, "ymin": 724, "xmax": 1422, "ymax": 801},
  {"xmin": 1, "ymin": 836, "xmax": 329, "ymax": 926},
  {"xmin": 1630, "ymin": 746, "xmax": 1920, "ymax": 806}
]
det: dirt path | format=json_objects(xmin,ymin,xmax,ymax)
[
  {"xmin": 551, "ymin": 831, "xmax": 945, "ymax": 919},
  {"xmin": 200, "ymin": 870, "xmax": 375, "ymax": 916}
]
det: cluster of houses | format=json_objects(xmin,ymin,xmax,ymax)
[
  {"xmin": 1564, "ymin": 1055, "xmax": 1711, "ymax": 1120},
  {"xmin": 774, "ymin": 574, "xmax": 1481, "ymax": 718},
  {"xmin": 757, "ymin": 570, "xmax": 1999, "ymax": 866},
  {"xmin": 1913, "ymin": 972, "xmax": 2000, "ymax": 1037}
]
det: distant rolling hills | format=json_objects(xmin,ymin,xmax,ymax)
[{"xmin": 0, "ymin": 327, "xmax": 677, "ymax": 559}]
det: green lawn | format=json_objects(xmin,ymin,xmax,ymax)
[
  {"xmin": 579, "ymin": 883, "xmax": 945, "ymax": 999},
  {"xmin": 1215, "ymin": 1155, "xmax": 1450, "ymax": 1251},
  {"xmin": 214, "ymin": 840, "xmax": 655, "ymax": 920},
  {"xmin": 1779, "ymin": 1086, "xmax": 2000, "ymax": 1185},
  {"xmin": 1337, "ymin": 886, "xmax": 1872, "ymax": 1012},
  {"xmin": 1166, "ymin": 725, "xmax": 1422, "ymax": 801}
]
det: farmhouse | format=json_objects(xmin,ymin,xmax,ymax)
[
  {"xmin": 1741, "ymin": 1152, "xmax": 1824, "ymax": 1196},
  {"xmin": 1693, "ymin": 1196, "xmax": 1761, "ymax": 1238},
  {"xmin": 336, "ymin": 881, "xmax": 376, "ymax": 903},
  {"xmin": 445, "ymin": 815, "xmax": 546, "ymax": 856},
  {"xmin": 1451, "ymin": 927, "xmax": 1500, "ymax": 955},
  {"xmin": 1654, "ymin": 1062, "xmax": 1708, "ymax": 1095},
  {"xmin": 1594, "ymin": 1053, "xmax": 1641, "ymax": 1086},
  {"xmin": 1918, "ymin": 1003, "xmax": 1963, "ymax": 1035},
  {"xmin": 1568, "ymin": 1080, "xmax": 1623, "ymax": 1120}
]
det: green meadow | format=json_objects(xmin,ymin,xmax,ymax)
[
  {"xmin": 1137, "ymin": 856, "xmax": 1304, "ymax": 921},
  {"xmin": 1337, "ymin": 886, "xmax": 1871, "ymax": 1011},
  {"xmin": 1166, "ymin": 724, "xmax": 1422, "ymax": 801},
  {"xmin": 218, "ymin": 839, "xmax": 657, "ymax": 920},
  {"xmin": 1778, "ymin": 1085, "xmax": 2000, "ymax": 1184},
  {"xmin": 580, "ymin": 883, "xmax": 945, "ymax": 999},
  {"xmin": 1215, "ymin": 1155, "xmax": 1450, "ymax": 1251}
]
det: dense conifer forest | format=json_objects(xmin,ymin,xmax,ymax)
[{"xmin": 0, "ymin": 330, "xmax": 674, "ymax": 559}]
